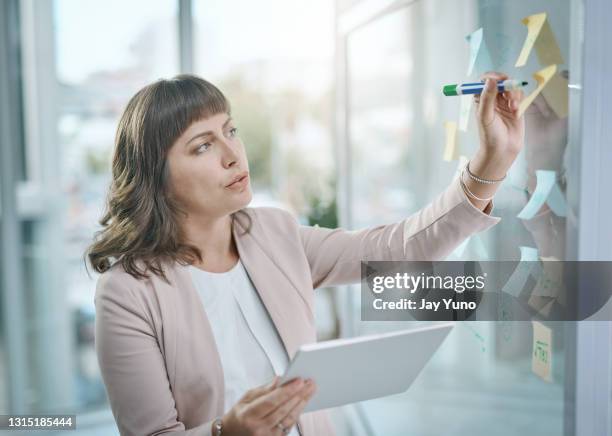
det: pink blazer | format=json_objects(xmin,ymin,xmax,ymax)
[{"xmin": 94, "ymin": 178, "xmax": 500, "ymax": 436}]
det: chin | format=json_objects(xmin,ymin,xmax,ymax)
[
  {"xmin": 242, "ymin": 189, "xmax": 253, "ymax": 207},
  {"xmin": 233, "ymin": 189, "xmax": 253, "ymax": 211}
]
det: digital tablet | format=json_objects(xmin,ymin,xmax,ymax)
[{"xmin": 280, "ymin": 323, "xmax": 454, "ymax": 412}]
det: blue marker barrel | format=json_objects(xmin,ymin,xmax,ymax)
[{"xmin": 443, "ymin": 80, "xmax": 528, "ymax": 96}]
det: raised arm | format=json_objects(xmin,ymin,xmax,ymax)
[
  {"xmin": 299, "ymin": 71, "xmax": 526, "ymax": 289},
  {"xmin": 298, "ymin": 177, "xmax": 500, "ymax": 289}
]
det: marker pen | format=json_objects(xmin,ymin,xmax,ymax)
[{"xmin": 443, "ymin": 80, "xmax": 528, "ymax": 96}]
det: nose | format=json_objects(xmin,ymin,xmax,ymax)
[{"xmin": 220, "ymin": 137, "xmax": 239, "ymax": 169}]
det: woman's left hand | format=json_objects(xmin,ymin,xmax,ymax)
[{"xmin": 473, "ymin": 71, "xmax": 525, "ymax": 175}]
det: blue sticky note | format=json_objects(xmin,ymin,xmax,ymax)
[
  {"xmin": 450, "ymin": 235, "xmax": 488, "ymax": 260},
  {"xmin": 473, "ymin": 235, "xmax": 489, "ymax": 259},
  {"xmin": 517, "ymin": 170, "xmax": 566, "ymax": 219},
  {"xmin": 451, "ymin": 238, "xmax": 470, "ymax": 259},
  {"xmin": 466, "ymin": 28, "xmax": 494, "ymax": 76},
  {"xmin": 546, "ymin": 180, "xmax": 567, "ymax": 217},
  {"xmin": 493, "ymin": 32, "xmax": 513, "ymax": 67},
  {"xmin": 502, "ymin": 246, "xmax": 539, "ymax": 297},
  {"xmin": 520, "ymin": 246, "xmax": 539, "ymax": 262}
]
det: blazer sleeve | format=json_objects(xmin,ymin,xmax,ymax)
[
  {"xmin": 95, "ymin": 271, "xmax": 214, "ymax": 436},
  {"xmin": 298, "ymin": 177, "xmax": 501, "ymax": 289}
]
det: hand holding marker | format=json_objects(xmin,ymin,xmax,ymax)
[{"xmin": 443, "ymin": 80, "xmax": 529, "ymax": 96}]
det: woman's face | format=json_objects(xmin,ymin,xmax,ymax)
[{"xmin": 166, "ymin": 112, "xmax": 252, "ymax": 219}]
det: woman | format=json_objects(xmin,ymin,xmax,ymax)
[{"xmin": 89, "ymin": 73, "xmax": 523, "ymax": 436}]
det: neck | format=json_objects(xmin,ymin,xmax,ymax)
[{"xmin": 181, "ymin": 213, "xmax": 237, "ymax": 263}]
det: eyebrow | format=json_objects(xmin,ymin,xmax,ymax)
[{"xmin": 186, "ymin": 117, "xmax": 233, "ymax": 146}]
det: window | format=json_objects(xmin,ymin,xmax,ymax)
[
  {"xmin": 13, "ymin": 0, "xmax": 179, "ymax": 417},
  {"xmin": 194, "ymin": 0, "xmax": 336, "ymax": 218}
]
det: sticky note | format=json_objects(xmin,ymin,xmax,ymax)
[
  {"xmin": 502, "ymin": 246, "xmax": 539, "ymax": 297},
  {"xmin": 517, "ymin": 170, "xmax": 566, "ymax": 219},
  {"xmin": 517, "ymin": 170, "xmax": 555, "ymax": 219},
  {"xmin": 520, "ymin": 246, "xmax": 540, "ymax": 262},
  {"xmin": 450, "ymin": 234, "xmax": 488, "ymax": 260},
  {"xmin": 509, "ymin": 182, "xmax": 529, "ymax": 194},
  {"xmin": 541, "ymin": 72, "xmax": 569, "ymax": 118},
  {"xmin": 493, "ymin": 32, "xmax": 513, "ymax": 67},
  {"xmin": 459, "ymin": 95, "xmax": 473, "ymax": 131},
  {"xmin": 532, "ymin": 320, "xmax": 553, "ymax": 382},
  {"xmin": 518, "ymin": 65, "xmax": 557, "ymax": 118},
  {"xmin": 443, "ymin": 121, "xmax": 459, "ymax": 161},
  {"xmin": 531, "ymin": 259, "xmax": 564, "ymax": 298},
  {"xmin": 538, "ymin": 299, "xmax": 557, "ymax": 317},
  {"xmin": 451, "ymin": 238, "xmax": 470, "ymax": 259},
  {"xmin": 546, "ymin": 178, "xmax": 567, "ymax": 217},
  {"xmin": 529, "ymin": 260, "xmax": 543, "ymax": 291},
  {"xmin": 515, "ymin": 13, "xmax": 564, "ymax": 68},
  {"xmin": 473, "ymin": 235, "xmax": 488, "ymax": 259},
  {"xmin": 466, "ymin": 28, "xmax": 494, "ymax": 76}
]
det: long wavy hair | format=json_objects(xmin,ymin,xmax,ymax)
[{"xmin": 86, "ymin": 74, "xmax": 251, "ymax": 282}]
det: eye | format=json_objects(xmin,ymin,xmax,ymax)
[
  {"xmin": 195, "ymin": 143, "xmax": 211, "ymax": 154},
  {"xmin": 227, "ymin": 127, "xmax": 238, "ymax": 138}
]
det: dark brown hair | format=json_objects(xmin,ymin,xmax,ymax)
[{"xmin": 87, "ymin": 74, "xmax": 251, "ymax": 281}]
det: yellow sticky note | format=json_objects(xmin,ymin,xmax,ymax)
[
  {"xmin": 443, "ymin": 121, "xmax": 459, "ymax": 161},
  {"xmin": 518, "ymin": 65, "xmax": 557, "ymax": 118},
  {"xmin": 532, "ymin": 320, "xmax": 553, "ymax": 382},
  {"xmin": 515, "ymin": 13, "xmax": 564, "ymax": 67},
  {"xmin": 541, "ymin": 72, "xmax": 569, "ymax": 118}
]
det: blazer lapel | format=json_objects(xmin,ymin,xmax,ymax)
[{"xmin": 233, "ymin": 214, "xmax": 314, "ymax": 359}]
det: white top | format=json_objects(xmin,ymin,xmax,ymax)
[{"xmin": 189, "ymin": 260, "xmax": 299, "ymax": 436}]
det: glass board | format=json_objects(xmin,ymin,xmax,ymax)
[{"xmin": 342, "ymin": 0, "xmax": 577, "ymax": 434}]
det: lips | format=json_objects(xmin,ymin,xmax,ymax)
[{"xmin": 226, "ymin": 171, "xmax": 249, "ymax": 187}]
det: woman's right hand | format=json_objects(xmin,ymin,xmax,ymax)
[{"xmin": 218, "ymin": 376, "xmax": 317, "ymax": 436}]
